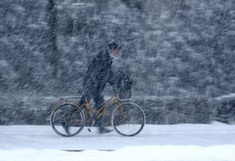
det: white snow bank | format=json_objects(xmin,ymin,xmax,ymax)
[
  {"xmin": 0, "ymin": 145, "xmax": 235, "ymax": 161},
  {"xmin": 1, "ymin": 123, "xmax": 235, "ymax": 161}
]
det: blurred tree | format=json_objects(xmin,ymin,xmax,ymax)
[{"xmin": 47, "ymin": 0, "xmax": 59, "ymax": 94}]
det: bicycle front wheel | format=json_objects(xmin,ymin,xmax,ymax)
[
  {"xmin": 50, "ymin": 103, "xmax": 85, "ymax": 137},
  {"xmin": 112, "ymin": 102, "xmax": 146, "ymax": 136}
]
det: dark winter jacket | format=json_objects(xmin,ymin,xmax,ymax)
[{"xmin": 83, "ymin": 48, "xmax": 113, "ymax": 94}]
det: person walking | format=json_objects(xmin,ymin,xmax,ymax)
[{"xmin": 79, "ymin": 39, "xmax": 122, "ymax": 134}]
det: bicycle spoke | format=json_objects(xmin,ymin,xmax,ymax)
[
  {"xmin": 112, "ymin": 102, "xmax": 146, "ymax": 136},
  {"xmin": 51, "ymin": 103, "xmax": 85, "ymax": 137}
]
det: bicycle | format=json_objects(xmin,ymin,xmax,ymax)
[{"xmin": 50, "ymin": 93, "xmax": 146, "ymax": 137}]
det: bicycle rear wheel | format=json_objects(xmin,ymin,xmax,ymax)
[
  {"xmin": 112, "ymin": 102, "xmax": 146, "ymax": 136},
  {"xmin": 50, "ymin": 103, "xmax": 85, "ymax": 137}
]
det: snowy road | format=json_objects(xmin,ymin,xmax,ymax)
[{"xmin": 0, "ymin": 122, "xmax": 235, "ymax": 161}]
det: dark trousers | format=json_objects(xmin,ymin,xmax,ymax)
[{"xmin": 79, "ymin": 89, "xmax": 105, "ymax": 127}]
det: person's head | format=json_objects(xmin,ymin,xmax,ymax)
[{"xmin": 107, "ymin": 39, "xmax": 122, "ymax": 56}]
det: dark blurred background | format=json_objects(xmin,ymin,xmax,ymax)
[{"xmin": 0, "ymin": 0, "xmax": 234, "ymax": 125}]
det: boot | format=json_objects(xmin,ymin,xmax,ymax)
[
  {"xmin": 98, "ymin": 127, "xmax": 113, "ymax": 134},
  {"xmin": 61, "ymin": 122, "xmax": 70, "ymax": 135}
]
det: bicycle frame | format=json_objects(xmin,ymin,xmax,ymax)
[
  {"xmin": 51, "ymin": 93, "xmax": 128, "ymax": 122},
  {"xmin": 76, "ymin": 93, "xmax": 124, "ymax": 120},
  {"xmin": 50, "ymin": 93, "xmax": 146, "ymax": 136}
]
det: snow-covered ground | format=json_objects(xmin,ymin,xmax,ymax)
[{"xmin": 0, "ymin": 122, "xmax": 235, "ymax": 161}]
